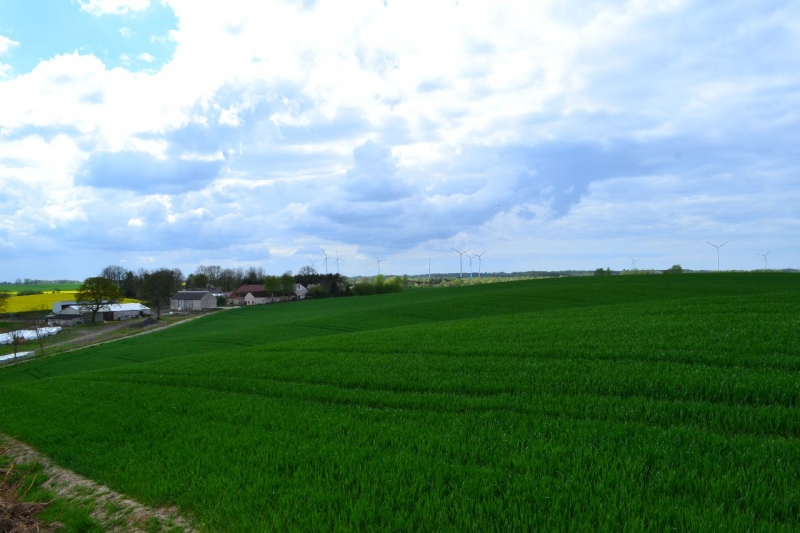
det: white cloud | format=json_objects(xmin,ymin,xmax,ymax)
[
  {"xmin": 120, "ymin": 27, "xmax": 135, "ymax": 39},
  {"xmin": 0, "ymin": 34, "xmax": 18, "ymax": 55},
  {"xmin": 78, "ymin": 0, "xmax": 151, "ymax": 16},
  {"xmin": 0, "ymin": 34, "xmax": 19, "ymax": 78},
  {"xmin": 1, "ymin": 0, "xmax": 799, "ymax": 279}
]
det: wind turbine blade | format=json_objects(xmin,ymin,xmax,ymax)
[{"xmin": 721, "ymin": 242, "xmax": 728, "ymax": 247}]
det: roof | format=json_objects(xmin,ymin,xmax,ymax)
[
  {"xmin": 71, "ymin": 303, "xmax": 150, "ymax": 313},
  {"xmin": 233, "ymin": 284, "xmax": 265, "ymax": 296},
  {"xmin": 171, "ymin": 291, "xmax": 213, "ymax": 300},
  {"xmin": 245, "ymin": 291, "xmax": 270, "ymax": 298}
]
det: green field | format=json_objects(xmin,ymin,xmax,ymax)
[
  {"xmin": 0, "ymin": 283, "xmax": 81, "ymax": 294},
  {"xmin": 0, "ymin": 273, "xmax": 798, "ymax": 531}
]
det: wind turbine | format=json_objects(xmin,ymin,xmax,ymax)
[
  {"xmin": 757, "ymin": 251, "xmax": 770, "ymax": 271},
  {"xmin": 334, "ymin": 251, "xmax": 344, "ymax": 275},
  {"xmin": 707, "ymin": 241, "xmax": 728, "ymax": 271},
  {"xmin": 629, "ymin": 257, "xmax": 640, "ymax": 270},
  {"xmin": 428, "ymin": 258, "xmax": 432, "ymax": 284},
  {"xmin": 320, "ymin": 247, "xmax": 330, "ymax": 275},
  {"xmin": 375, "ymin": 255, "xmax": 386, "ymax": 275},
  {"xmin": 452, "ymin": 248, "xmax": 471, "ymax": 278},
  {"xmin": 467, "ymin": 254, "xmax": 475, "ymax": 279},
  {"xmin": 474, "ymin": 251, "xmax": 485, "ymax": 278}
]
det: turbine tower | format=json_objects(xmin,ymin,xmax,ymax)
[
  {"xmin": 467, "ymin": 254, "xmax": 475, "ymax": 279},
  {"xmin": 334, "ymin": 251, "xmax": 344, "ymax": 275},
  {"xmin": 707, "ymin": 241, "xmax": 728, "ymax": 272},
  {"xmin": 320, "ymin": 247, "xmax": 330, "ymax": 275},
  {"xmin": 452, "ymin": 248, "xmax": 471, "ymax": 278},
  {"xmin": 428, "ymin": 258, "xmax": 432, "ymax": 284},
  {"xmin": 375, "ymin": 255, "xmax": 387, "ymax": 275},
  {"xmin": 757, "ymin": 251, "xmax": 770, "ymax": 271},
  {"xmin": 474, "ymin": 251, "xmax": 485, "ymax": 278}
]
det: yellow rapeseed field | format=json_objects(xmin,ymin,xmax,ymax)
[{"xmin": 5, "ymin": 291, "xmax": 80, "ymax": 313}]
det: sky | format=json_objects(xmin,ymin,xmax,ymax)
[{"xmin": 0, "ymin": 0, "xmax": 798, "ymax": 280}]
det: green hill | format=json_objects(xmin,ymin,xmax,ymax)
[{"xmin": 0, "ymin": 273, "xmax": 798, "ymax": 531}]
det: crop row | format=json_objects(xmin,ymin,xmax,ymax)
[{"xmin": 0, "ymin": 274, "xmax": 797, "ymax": 530}]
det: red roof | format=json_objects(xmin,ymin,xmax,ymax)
[{"xmin": 232, "ymin": 284, "xmax": 265, "ymax": 297}]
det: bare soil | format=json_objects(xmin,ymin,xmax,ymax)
[{"xmin": 1, "ymin": 437, "xmax": 197, "ymax": 532}]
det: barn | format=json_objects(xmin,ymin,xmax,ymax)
[{"xmin": 170, "ymin": 291, "xmax": 217, "ymax": 311}]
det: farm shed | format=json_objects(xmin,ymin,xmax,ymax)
[
  {"xmin": 52, "ymin": 300, "xmax": 77, "ymax": 314},
  {"xmin": 170, "ymin": 291, "xmax": 216, "ymax": 311},
  {"xmin": 47, "ymin": 303, "xmax": 151, "ymax": 325}
]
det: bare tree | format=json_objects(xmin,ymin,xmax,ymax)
[
  {"xmin": 9, "ymin": 330, "xmax": 25, "ymax": 362},
  {"xmin": 27, "ymin": 316, "xmax": 49, "ymax": 356},
  {"xmin": 101, "ymin": 265, "xmax": 129, "ymax": 288}
]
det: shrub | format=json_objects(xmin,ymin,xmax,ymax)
[{"xmin": 307, "ymin": 286, "xmax": 330, "ymax": 299}]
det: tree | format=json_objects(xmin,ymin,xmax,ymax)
[
  {"xmin": 9, "ymin": 330, "xmax": 25, "ymax": 362},
  {"xmin": 27, "ymin": 316, "xmax": 48, "ymax": 356},
  {"xmin": 664, "ymin": 264, "xmax": 683, "ymax": 274},
  {"xmin": 0, "ymin": 291, "xmax": 10, "ymax": 314},
  {"xmin": 297, "ymin": 265, "xmax": 317, "ymax": 277},
  {"xmin": 76, "ymin": 277, "xmax": 123, "ymax": 323},
  {"xmin": 143, "ymin": 268, "xmax": 183, "ymax": 319},
  {"xmin": 188, "ymin": 273, "xmax": 209, "ymax": 289},
  {"xmin": 280, "ymin": 271, "xmax": 295, "ymax": 298},
  {"xmin": 101, "ymin": 265, "xmax": 129, "ymax": 288},
  {"xmin": 263, "ymin": 275, "xmax": 281, "ymax": 301}
]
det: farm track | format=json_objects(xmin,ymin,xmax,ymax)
[{"xmin": 4, "ymin": 309, "xmax": 237, "ymax": 371}]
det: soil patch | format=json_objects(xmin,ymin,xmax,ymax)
[
  {"xmin": 1, "ymin": 436, "xmax": 196, "ymax": 532},
  {"xmin": 130, "ymin": 317, "xmax": 158, "ymax": 329}
]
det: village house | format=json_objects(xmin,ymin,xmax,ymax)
[{"xmin": 229, "ymin": 283, "xmax": 307, "ymax": 305}]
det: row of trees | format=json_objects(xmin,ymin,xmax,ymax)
[
  {"xmin": 101, "ymin": 264, "xmax": 270, "ymax": 295},
  {"xmin": 80, "ymin": 267, "xmax": 185, "ymax": 322}
]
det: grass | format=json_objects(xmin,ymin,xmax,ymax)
[
  {"xmin": 0, "ymin": 455, "xmax": 104, "ymax": 532},
  {"xmin": 0, "ymin": 273, "xmax": 798, "ymax": 531}
]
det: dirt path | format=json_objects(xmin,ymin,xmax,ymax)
[
  {"xmin": 44, "ymin": 321, "xmax": 131, "ymax": 351},
  {"xmin": 1, "ymin": 436, "xmax": 198, "ymax": 532}
]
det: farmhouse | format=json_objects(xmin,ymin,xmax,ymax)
[
  {"xmin": 230, "ymin": 283, "xmax": 308, "ymax": 305},
  {"xmin": 230, "ymin": 284, "xmax": 269, "ymax": 306},
  {"xmin": 170, "ymin": 291, "xmax": 217, "ymax": 311},
  {"xmin": 294, "ymin": 284, "xmax": 308, "ymax": 299}
]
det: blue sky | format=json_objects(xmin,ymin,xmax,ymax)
[{"xmin": 1, "ymin": 0, "xmax": 798, "ymax": 280}]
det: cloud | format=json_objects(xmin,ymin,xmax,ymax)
[
  {"xmin": 1, "ymin": 1, "xmax": 799, "ymax": 279},
  {"xmin": 78, "ymin": 0, "xmax": 151, "ymax": 16},
  {"xmin": 76, "ymin": 151, "xmax": 224, "ymax": 193},
  {"xmin": 120, "ymin": 27, "xmax": 135, "ymax": 39},
  {"xmin": 0, "ymin": 34, "xmax": 19, "ymax": 77},
  {"xmin": 342, "ymin": 141, "xmax": 412, "ymax": 202}
]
